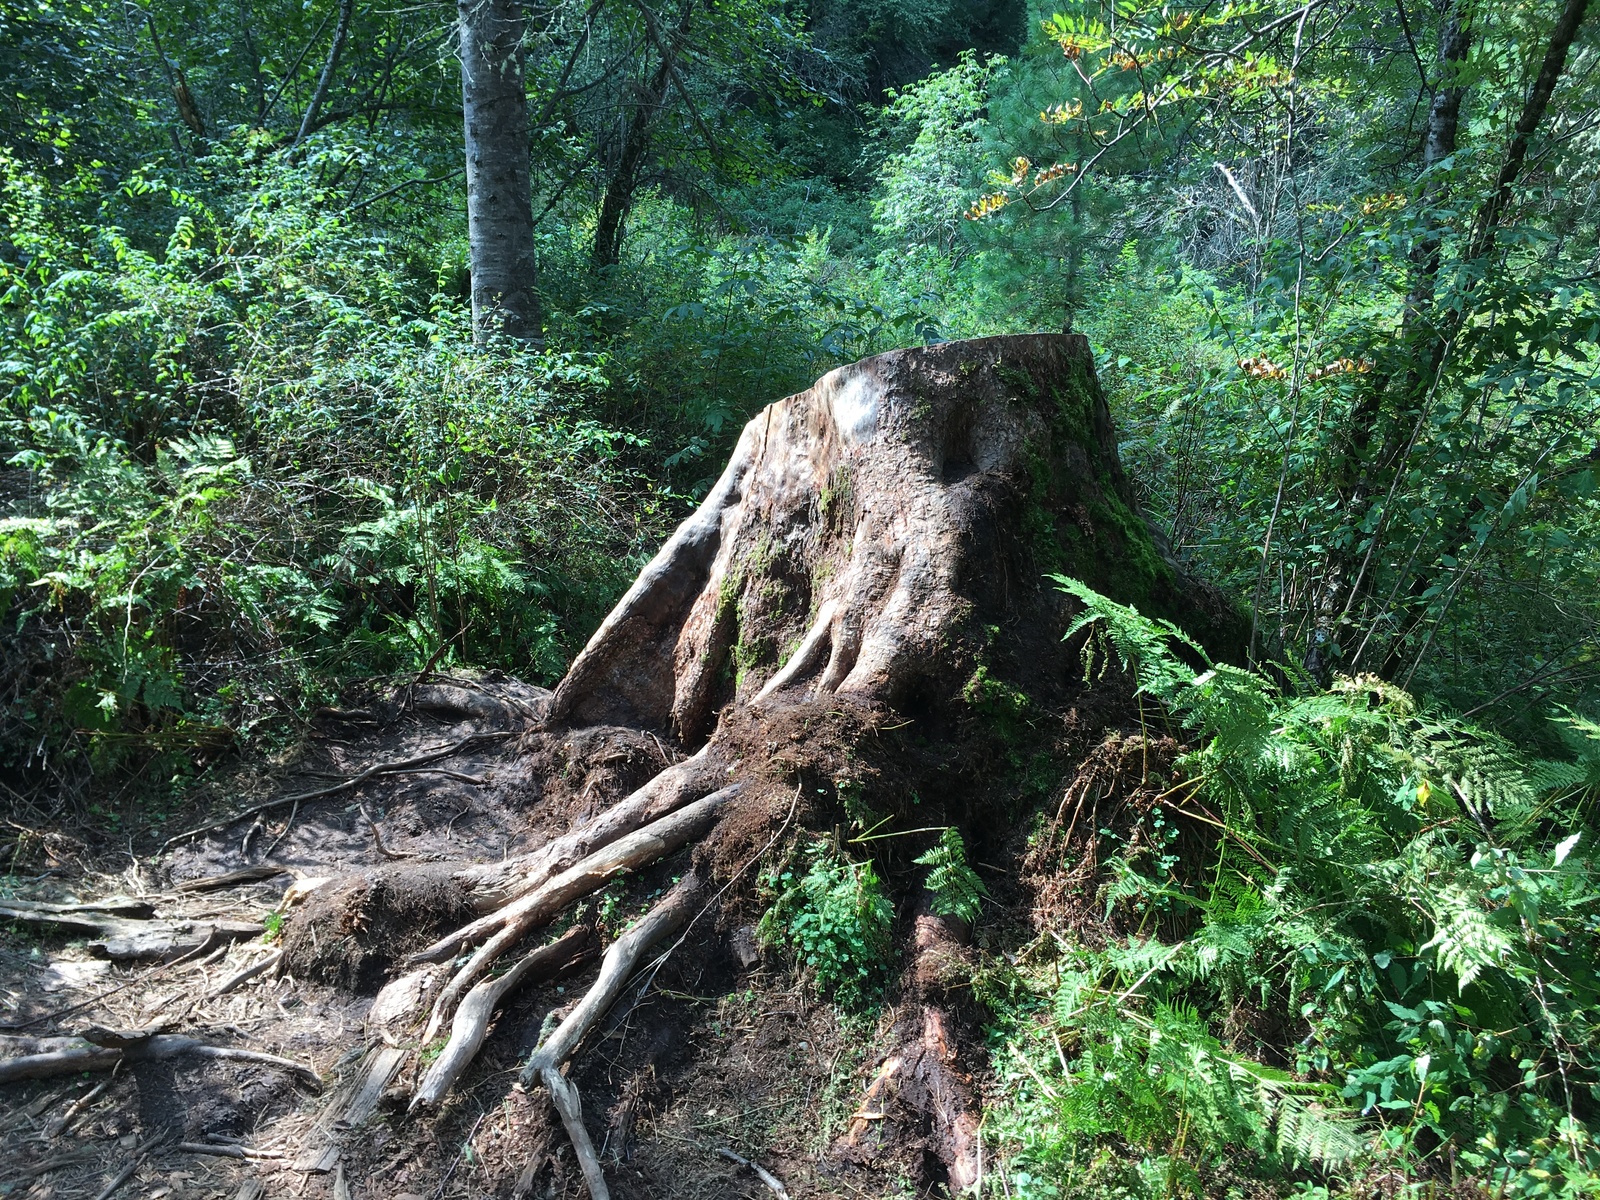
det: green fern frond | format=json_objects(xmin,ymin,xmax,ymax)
[
  {"xmin": 1421, "ymin": 883, "xmax": 1514, "ymax": 989},
  {"xmin": 1051, "ymin": 573, "xmax": 1207, "ymax": 704},
  {"xmin": 915, "ymin": 827, "xmax": 988, "ymax": 923}
]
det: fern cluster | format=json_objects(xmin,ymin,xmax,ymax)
[{"xmin": 983, "ymin": 578, "xmax": 1600, "ymax": 1199}]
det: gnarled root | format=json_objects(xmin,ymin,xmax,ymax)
[
  {"xmin": 542, "ymin": 1066, "xmax": 611, "ymax": 1200},
  {"xmin": 453, "ymin": 745, "xmax": 726, "ymax": 913},
  {"xmin": 521, "ymin": 870, "xmax": 706, "ymax": 1083},
  {"xmin": 838, "ymin": 906, "xmax": 983, "ymax": 1191},
  {"xmin": 411, "ymin": 924, "xmax": 594, "ymax": 1111},
  {"xmin": 417, "ymin": 786, "xmax": 736, "ymax": 1041}
]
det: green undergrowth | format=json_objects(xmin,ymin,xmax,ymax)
[
  {"xmin": 979, "ymin": 578, "xmax": 1600, "ymax": 1199},
  {"xmin": 0, "ymin": 149, "xmax": 661, "ymax": 807},
  {"xmin": 758, "ymin": 837, "xmax": 896, "ymax": 1006}
]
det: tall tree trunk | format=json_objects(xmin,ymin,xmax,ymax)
[
  {"xmin": 294, "ymin": 0, "xmax": 355, "ymax": 146},
  {"xmin": 460, "ymin": 0, "xmax": 540, "ymax": 341},
  {"xmin": 590, "ymin": 0, "xmax": 700, "ymax": 271},
  {"xmin": 1370, "ymin": 0, "xmax": 1593, "ymax": 677},
  {"xmin": 1467, "ymin": 0, "xmax": 1592, "ymax": 259}
]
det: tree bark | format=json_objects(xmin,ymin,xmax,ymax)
[
  {"xmin": 590, "ymin": 0, "xmax": 697, "ymax": 270},
  {"xmin": 294, "ymin": 0, "xmax": 356, "ymax": 146},
  {"xmin": 460, "ymin": 0, "xmax": 541, "ymax": 341}
]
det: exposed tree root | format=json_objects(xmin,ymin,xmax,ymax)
[
  {"xmin": 158, "ymin": 730, "xmax": 513, "ymax": 852},
  {"xmin": 520, "ymin": 871, "xmax": 706, "ymax": 1083},
  {"xmin": 450, "ymin": 745, "xmax": 726, "ymax": 913},
  {"xmin": 542, "ymin": 1066, "xmax": 610, "ymax": 1200},
  {"xmin": 417, "ymin": 787, "xmax": 736, "ymax": 1041},
  {"xmin": 411, "ymin": 924, "xmax": 593, "ymax": 1110}
]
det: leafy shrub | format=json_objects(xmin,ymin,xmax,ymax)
[
  {"xmin": 759, "ymin": 840, "xmax": 895, "ymax": 1004},
  {"xmin": 0, "ymin": 145, "xmax": 657, "ymax": 803},
  {"xmin": 982, "ymin": 577, "xmax": 1600, "ymax": 1197}
]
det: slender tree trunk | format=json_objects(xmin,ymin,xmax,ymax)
[
  {"xmin": 295, "ymin": 0, "xmax": 355, "ymax": 146},
  {"xmin": 1368, "ymin": 0, "xmax": 1593, "ymax": 676},
  {"xmin": 145, "ymin": 14, "xmax": 206, "ymax": 143},
  {"xmin": 590, "ymin": 60, "xmax": 673, "ymax": 270},
  {"xmin": 239, "ymin": 0, "xmax": 268, "ymax": 125},
  {"xmin": 1303, "ymin": 0, "xmax": 1472, "ymax": 680},
  {"xmin": 460, "ymin": 0, "xmax": 541, "ymax": 341},
  {"xmin": 1467, "ymin": 0, "xmax": 1592, "ymax": 259}
]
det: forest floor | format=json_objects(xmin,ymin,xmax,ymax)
[{"xmin": 1, "ymin": 673, "xmax": 1020, "ymax": 1200}]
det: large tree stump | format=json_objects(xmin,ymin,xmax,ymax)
[{"xmin": 279, "ymin": 333, "xmax": 1233, "ymax": 1196}]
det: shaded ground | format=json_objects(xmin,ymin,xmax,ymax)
[{"xmin": 1, "ymin": 674, "xmax": 1010, "ymax": 1199}]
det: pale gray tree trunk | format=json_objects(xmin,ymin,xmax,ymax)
[{"xmin": 459, "ymin": 0, "xmax": 540, "ymax": 341}]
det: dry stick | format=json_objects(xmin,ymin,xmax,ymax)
[
  {"xmin": 48, "ymin": 1071, "xmax": 115, "ymax": 1137},
  {"xmin": 714, "ymin": 1147, "xmax": 790, "ymax": 1199},
  {"xmin": 519, "ymin": 872, "xmax": 706, "ymax": 1085},
  {"xmin": 92, "ymin": 1158, "xmax": 140, "ymax": 1200},
  {"xmin": 207, "ymin": 950, "xmax": 282, "ymax": 999},
  {"xmin": 177, "ymin": 1142, "xmax": 247, "ymax": 1159},
  {"xmin": 176, "ymin": 865, "xmax": 288, "ymax": 893},
  {"xmin": 410, "ymin": 925, "xmax": 591, "ymax": 1110},
  {"xmin": 90, "ymin": 1133, "xmax": 167, "ymax": 1200},
  {"xmin": 419, "ymin": 788, "xmax": 737, "ymax": 1042},
  {"xmin": 159, "ymin": 731, "xmax": 511, "ymax": 851},
  {"xmin": 542, "ymin": 1067, "xmax": 610, "ymax": 1200},
  {"xmin": 0, "ymin": 1035, "xmax": 321, "ymax": 1088}
]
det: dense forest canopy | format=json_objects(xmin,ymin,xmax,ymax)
[{"xmin": 2, "ymin": 0, "xmax": 1600, "ymax": 1194}]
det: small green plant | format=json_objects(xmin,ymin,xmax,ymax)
[
  {"xmin": 759, "ymin": 840, "xmax": 894, "ymax": 1004},
  {"xmin": 915, "ymin": 827, "xmax": 987, "ymax": 923},
  {"xmin": 262, "ymin": 911, "xmax": 285, "ymax": 943}
]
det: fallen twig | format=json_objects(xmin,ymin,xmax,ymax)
[
  {"xmin": 207, "ymin": 950, "xmax": 282, "ymax": 998},
  {"xmin": 177, "ymin": 1141, "xmax": 246, "ymax": 1159},
  {"xmin": 0, "ymin": 926, "xmax": 243, "ymax": 1031},
  {"xmin": 48, "ymin": 1070, "xmax": 116, "ymax": 1137},
  {"xmin": 91, "ymin": 1133, "xmax": 166, "ymax": 1200},
  {"xmin": 262, "ymin": 803, "xmax": 298, "ymax": 859},
  {"xmin": 159, "ymin": 731, "xmax": 512, "ymax": 851},
  {"xmin": 176, "ymin": 865, "xmax": 289, "ymax": 892},
  {"xmin": 715, "ymin": 1147, "xmax": 790, "ymax": 1199},
  {"xmin": 92, "ymin": 1158, "xmax": 140, "ymax": 1200}
]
